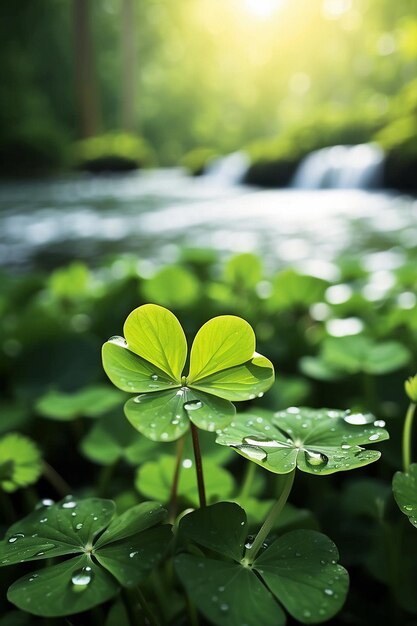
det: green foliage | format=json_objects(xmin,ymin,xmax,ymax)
[
  {"xmin": 0, "ymin": 434, "xmax": 42, "ymax": 493},
  {"xmin": 181, "ymin": 147, "xmax": 218, "ymax": 175},
  {"xmin": 393, "ymin": 464, "xmax": 417, "ymax": 528},
  {"xmin": 142, "ymin": 265, "xmax": 200, "ymax": 308},
  {"xmin": 175, "ymin": 503, "xmax": 349, "ymax": 626},
  {"xmin": 216, "ymin": 408, "xmax": 389, "ymax": 475},
  {"xmin": 102, "ymin": 304, "xmax": 274, "ymax": 441},
  {"xmin": 0, "ymin": 497, "xmax": 171, "ymax": 617},
  {"xmin": 301, "ymin": 335, "xmax": 410, "ymax": 380},
  {"xmin": 73, "ymin": 133, "xmax": 156, "ymax": 172},
  {"xmin": 405, "ymin": 374, "xmax": 417, "ymax": 403},
  {"xmin": 135, "ymin": 455, "xmax": 235, "ymax": 506},
  {"xmin": 36, "ymin": 385, "xmax": 124, "ymax": 421}
]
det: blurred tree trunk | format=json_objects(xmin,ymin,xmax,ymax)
[
  {"xmin": 73, "ymin": 0, "xmax": 101, "ymax": 137},
  {"xmin": 121, "ymin": 0, "xmax": 136, "ymax": 132}
]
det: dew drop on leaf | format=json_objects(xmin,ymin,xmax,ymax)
[
  {"xmin": 8, "ymin": 533, "xmax": 25, "ymax": 543},
  {"xmin": 344, "ymin": 413, "xmax": 374, "ymax": 425},
  {"xmin": 184, "ymin": 400, "xmax": 203, "ymax": 411},
  {"xmin": 243, "ymin": 436, "xmax": 289, "ymax": 449},
  {"xmin": 304, "ymin": 450, "xmax": 329, "ymax": 467},
  {"xmin": 62, "ymin": 501, "xmax": 77, "ymax": 509},
  {"xmin": 369, "ymin": 433, "xmax": 380, "ymax": 441},
  {"xmin": 374, "ymin": 420, "xmax": 386, "ymax": 427},
  {"xmin": 71, "ymin": 566, "xmax": 93, "ymax": 590},
  {"xmin": 35, "ymin": 499, "xmax": 54, "ymax": 510},
  {"xmin": 236, "ymin": 445, "xmax": 267, "ymax": 462},
  {"xmin": 108, "ymin": 336, "xmax": 128, "ymax": 348},
  {"xmin": 150, "ymin": 374, "xmax": 159, "ymax": 381}
]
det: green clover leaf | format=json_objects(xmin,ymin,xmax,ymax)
[
  {"xmin": 36, "ymin": 385, "xmax": 124, "ymax": 421},
  {"xmin": 393, "ymin": 464, "xmax": 417, "ymax": 528},
  {"xmin": 216, "ymin": 408, "xmax": 389, "ymax": 475},
  {"xmin": 0, "ymin": 433, "xmax": 42, "ymax": 493},
  {"xmin": 0, "ymin": 496, "xmax": 171, "ymax": 617},
  {"xmin": 102, "ymin": 304, "xmax": 274, "ymax": 441},
  {"xmin": 175, "ymin": 502, "xmax": 348, "ymax": 626}
]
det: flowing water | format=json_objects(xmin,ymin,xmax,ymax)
[{"xmin": 0, "ymin": 168, "xmax": 415, "ymax": 273}]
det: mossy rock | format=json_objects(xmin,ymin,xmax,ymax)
[
  {"xmin": 181, "ymin": 147, "xmax": 218, "ymax": 176},
  {"xmin": 73, "ymin": 133, "xmax": 156, "ymax": 173}
]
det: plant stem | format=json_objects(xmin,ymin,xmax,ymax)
[
  {"xmin": 402, "ymin": 402, "xmax": 416, "ymax": 472},
  {"xmin": 239, "ymin": 461, "xmax": 256, "ymax": 500},
  {"xmin": 190, "ymin": 423, "xmax": 206, "ymax": 507},
  {"xmin": 42, "ymin": 461, "xmax": 71, "ymax": 497},
  {"xmin": 97, "ymin": 460, "xmax": 118, "ymax": 497},
  {"xmin": 245, "ymin": 470, "xmax": 295, "ymax": 564},
  {"xmin": 122, "ymin": 588, "xmax": 144, "ymax": 626},
  {"xmin": 136, "ymin": 585, "xmax": 161, "ymax": 626},
  {"xmin": 168, "ymin": 436, "xmax": 185, "ymax": 522},
  {"xmin": 186, "ymin": 594, "xmax": 200, "ymax": 626}
]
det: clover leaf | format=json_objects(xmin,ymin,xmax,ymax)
[
  {"xmin": 175, "ymin": 502, "xmax": 348, "ymax": 626},
  {"xmin": 0, "ymin": 496, "xmax": 172, "ymax": 617},
  {"xmin": 135, "ymin": 455, "xmax": 235, "ymax": 506},
  {"xmin": 102, "ymin": 304, "xmax": 274, "ymax": 441},
  {"xmin": 0, "ymin": 433, "xmax": 42, "ymax": 493},
  {"xmin": 393, "ymin": 464, "xmax": 417, "ymax": 528},
  {"xmin": 36, "ymin": 385, "xmax": 124, "ymax": 421},
  {"xmin": 301, "ymin": 335, "xmax": 410, "ymax": 381},
  {"xmin": 216, "ymin": 408, "xmax": 389, "ymax": 475}
]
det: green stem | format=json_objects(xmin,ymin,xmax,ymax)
[
  {"xmin": 239, "ymin": 461, "xmax": 256, "ymax": 500},
  {"xmin": 245, "ymin": 470, "xmax": 295, "ymax": 564},
  {"xmin": 97, "ymin": 460, "xmax": 118, "ymax": 497},
  {"xmin": 136, "ymin": 586, "xmax": 161, "ymax": 626},
  {"xmin": 186, "ymin": 594, "xmax": 200, "ymax": 626},
  {"xmin": 122, "ymin": 588, "xmax": 144, "ymax": 626},
  {"xmin": 402, "ymin": 402, "xmax": 416, "ymax": 472},
  {"xmin": 190, "ymin": 423, "xmax": 206, "ymax": 507},
  {"xmin": 168, "ymin": 436, "xmax": 185, "ymax": 522},
  {"xmin": 42, "ymin": 461, "xmax": 71, "ymax": 497}
]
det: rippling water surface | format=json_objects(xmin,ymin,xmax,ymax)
[{"xmin": 0, "ymin": 169, "xmax": 415, "ymax": 272}]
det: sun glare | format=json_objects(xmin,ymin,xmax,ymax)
[{"xmin": 243, "ymin": 0, "xmax": 286, "ymax": 20}]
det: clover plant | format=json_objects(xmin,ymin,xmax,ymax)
[{"xmin": 0, "ymin": 303, "xmax": 396, "ymax": 626}]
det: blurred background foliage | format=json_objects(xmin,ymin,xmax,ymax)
[{"xmin": 1, "ymin": 0, "xmax": 416, "ymax": 179}]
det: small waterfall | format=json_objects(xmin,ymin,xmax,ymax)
[
  {"xmin": 292, "ymin": 143, "xmax": 385, "ymax": 190},
  {"xmin": 204, "ymin": 151, "xmax": 250, "ymax": 185}
]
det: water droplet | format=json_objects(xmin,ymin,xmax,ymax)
[
  {"xmin": 305, "ymin": 450, "xmax": 328, "ymax": 468},
  {"xmin": 258, "ymin": 392, "xmax": 264, "ymax": 398},
  {"xmin": 151, "ymin": 374, "xmax": 159, "ymax": 381},
  {"xmin": 8, "ymin": 533, "xmax": 24, "ymax": 543},
  {"xmin": 219, "ymin": 603, "xmax": 229, "ymax": 612},
  {"xmin": 71, "ymin": 566, "xmax": 93, "ymax": 589},
  {"xmin": 40, "ymin": 518, "xmax": 48, "ymax": 523},
  {"xmin": 182, "ymin": 459, "xmax": 193, "ymax": 469},
  {"xmin": 108, "ymin": 336, "xmax": 128, "ymax": 348},
  {"xmin": 75, "ymin": 523, "xmax": 83, "ymax": 530},
  {"xmin": 35, "ymin": 551, "xmax": 45, "ymax": 557},
  {"xmin": 129, "ymin": 551, "xmax": 138, "ymax": 558},
  {"xmin": 404, "ymin": 505, "xmax": 413, "ymax": 512},
  {"xmin": 344, "ymin": 413, "xmax": 374, "ymax": 425},
  {"xmin": 184, "ymin": 400, "xmax": 203, "ymax": 411},
  {"xmin": 245, "ymin": 536, "xmax": 254, "ymax": 549},
  {"xmin": 240, "ymin": 521, "xmax": 245, "ymax": 526},
  {"xmin": 62, "ymin": 501, "xmax": 77, "ymax": 509},
  {"xmin": 324, "ymin": 588, "xmax": 334, "ymax": 596},
  {"xmin": 35, "ymin": 498, "xmax": 54, "ymax": 510},
  {"xmin": 374, "ymin": 420, "xmax": 386, "ymax": 428},
  {"xmin": 243, "ymin": 436, "xmax": 289, "ymax": 449},
  {"xmin": 369, "ymin": 433, "xmax": 380, "ymax": 441},
  {"xmin": 341, "ymin": 443, "xmax": 351, "ymax": 450},
  {"xmin": 303, "ymin": 610, "xmax": 311, "ymax": 618},
  {"xmin": 236, "ymin": 445, "xmax": 267, "ymax": 462}
]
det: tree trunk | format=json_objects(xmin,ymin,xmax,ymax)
[
  {"xmin": 121, "ymin": 0, "xmax": 136, "ymax": 132},
  {"xmin": 73, "ymin": 0, "xmax": 101, "ymax": 137}
]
